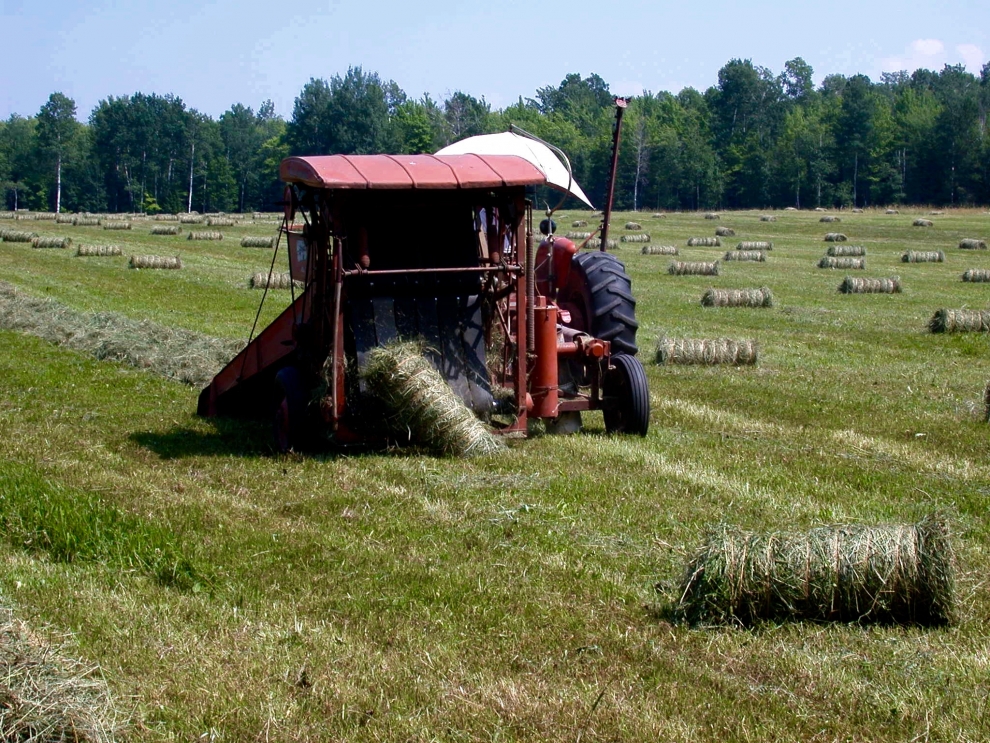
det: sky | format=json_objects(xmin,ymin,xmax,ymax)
[{"xmin": 1, "ymin": 0, "xmax": 988, "ymax": 122}]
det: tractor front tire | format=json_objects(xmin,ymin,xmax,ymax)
[
  {"xmin": 273, "ymin": 366, "xmax": 305, "ymax": 453},
  {"xmin": 602, "ymin": 354, "xmax": 650, "ymax": 436},
  {"xmin": 560, "ymin": 251, "xmax": 639, "ymax": 356}
]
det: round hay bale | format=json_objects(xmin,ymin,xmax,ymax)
[
  {"xmin": 150, "ymin": 225, "xmax": 182, "ymax": 236},
  {"xmin": 819, "ymin": 256, "xmax": 865, "ymax": 269},
  {"xmin": 55, "ymin": 214, "xmax": 74, "ymax": 224},
  {"xmin": 826, "ymin": 244, "xmax": 866, "ymax": 256},
  {"xmin": 715, "ymin": 226, "xmax": 735, "ymax": 237},
  {"xmin": 584, "ymin": 238, "xmax": 618, "ymax": 250},
  {"xmin": 624, "ymin": 221, "xmax": 642, "ymax": 230},
  {"xmin": 674, "ymin": 516, "xmax": 955, "ymax": 626},
  {"xmin": 76, "ymin": 244, "xmax": 122, "ymax": 257},
  {"xmin": 102, "ymin": 221, "xmax": 131, "ymax": 231},
  {"xmin": 33, "ymin": 213, "xmax": 57, "ymax": 221},
  {"xmin": 566, "ymin": 232, "xmax": 592, "ymax": 240},
  {"xmin": 655, "ymin": 337, "xmax": 758, "ymax": 366},
  {"xmin": 724, "ymin": 250, "xmax": 766, "ymax": 262},
  {"xmin": 71, "ymin": 217, "xmax": 100, "ymax": 226},
  {"xmin": 704, "ymin": 213, "xmax": 720, "ymax": 220},
  {"xmin": 736, "ymin": 241, "xmax": 772, "ymax": 251},
  {"xmin": 669, "ymin": 261, "xmax": 719, "ymax": 276},
  {"xmin": 962, "ymin": 269, "xmax": 990, "ymax": 282},
  {"xmin": 154, "ymin": 214, "xmax": 179, "ymax": 221},
  {"xmin": 620, "ymin": 233, "xmax": 650, "ymax": 243},
  {"xmin": 824, "ymin": 232, "xmax": 847, "ymax": 242},
  {"xmin": 31, "ymin": 236, "xmax": 72, "ymax": 249},
  {"xmin": 240, "ymin": 236, "xmax": 275, "ymax": 248},
  {"xmin": 814, "ymin": 207, "xmax": 826, "ymax": 212},
  {"xmin": 687, "ymin": 237, "xmax": 720, "ymax": 247},
  {"xmin": 0, "ymin": 229, "xmax": 38, "ymax": 243},
  {"xmin": 188, "ymin": 231, "xmax": 223, "ymax": 241},
  {"xmin": 885, "ymin": 208, "xmax": 899, "ymax": 215},
  {"xmin": 928, "ymin": 308, "xmax": 990, "ymax": 333},
  {"xmin": 129, "ymin": 255, "xmax": 182, "ymax": 270},
  {"xmin": 959, "ymin": 239, "xmax": 988, "ymax": 250},
  {"xmin": 930, "ymin": 210, "xmax": 945, "ymax": 216},
  {"xmin": 852, "ymin": 208, "xmax": 864, "ymax": 213},
  {"xmin": 759, "ymin": 215, "xmax": 776, "ymax": 222},
  {"xmin": 249, "ymin": 271, "xmax": 300, "ymax": 290},
  {"xmin": 180, "ymin": 215, "xmax": 203, "ymax": 224},
  {"xmin": 819, "ymin": 215, "xmax": 841, "ymax": 223},
  {"xmin": 651, "ymin": 213, "xmax": 666, "ymax": 219},
  {"xmin": 784, "ymin": 206, "xmax": 797, "ymax": 211},
  {"xmin": 902, "ymin": 250, "xmax": 945, "ymax": 263},
  {"xmin": 206, "ymin": 217, "xmax": 236, "ymax": 227},
  {"xmin": 913, "ymin": 219, "xmax": 934, "ymax": 227},
  {"xmin": 641, "ymin": 245, "xmax": 678, "ymax": 255},
  {"xmin": 701, "ymin": 286, "xmax": 773, "ymax": 307},
  {"xmin": 571, "ymin": 220, "xmax": 588, "ymax": 228},
  {"xmin": 839, "ymin": 276, "xmax": 901, "ymax": 294}
]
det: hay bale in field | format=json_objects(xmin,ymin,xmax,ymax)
[
  {"xmin": 819, "ymin": 215, "xmax": 841, "ymax": 223},
  {"xmin": 154, "ymin": 213, "xmax": 179, "ymax": 221},
  {"xmin": 620, "ymin": 233, "xmax": 650, "ymax": 243},
  {"xmin": 819, "ymin": 256, "xmax": 865, "ymax": 269},
  {"xmin": 34, "ymin": 212, "xmax": 57, "ymax": 221},
  {"xmin": 584, "ymin": 238, "xmax": 618, "ymax": 250},
  {"xmin": 928, "ymin": 308, "xmax": 990, "ymax": 333},
  {"xmin": 129, "ymin": 255, "xmax": 182, "ymax": 270},
  {"xmin": 760, "ymin": 215, "xmax": 776, "ymax": 222},
  {"xmin": 959, "ymin": 239, "xmax": 988, "ymax": 250},
  {"xmin": 687, "ymin": 237, "xmax": 720, "ymax": 247},
  {"xmin": 784, "ymin": 206, "xmax": 797, "ymax": 211},
  {"xmin": 701, "ymin": 286, "xmax": 773, "ymax": 307},
  {"xmin": 150, "ymin": 225, "xmax": 181, "ymax": 236},
  {"xmin": 814, "ymin": 207, "xmax": 826, "ymax": 212},
  {"xmin": 670, "ymin": 261, "xmax": 719, "ymax": 276},
  {"xmin": 736, "ymin": 241, "xmax": 772, "ymax": 251},
  {"xmin": 188, "ymin": 231, "xmax": 223, "ymax": 241},
  {"xmin": 824, "ymin": 232, "xmax": 847, "ymax": 242},
  {"xmin": 241, "ymin": 236, "xmax": 275, "ymax": 248},
  {"xmin": 674, "ymin": 516, "xmax": 955, "ymax": 626},
  {"xmin": 571, "ymin": 220, "xmax": 588, "ymax": 228},
  {"xmin": 902, "ymin": 250, "xmax": 945, "ymax": 263},
  {"xmin": 885, "ymin": 208, "xmax": 899, "ymax": 215},
  {"xmin": 179, "ymin": 215, "xmax": 203, "ymax": 224},
  {"xmin": 839, "ymin": 276, "xmax": 901, "ymax": 294},
  {"xmin": 715, "ymin": 226, "xmax": 735, "ymax": 237},
  {"xmin": 724, "ymin": 250, "xmax": 766, "ymax": 262},
  {"xmin": 852, "ymin": 208, "xmax": 864, "ymax": 213},
  {"xmin": 71, "ymin": 217, "xmax": 100, "ymax": 226},
  {"xmin": 624, "ymin": 221, "xmax": 642, "ymax": 230},
  {"xmin": 930, "ymin": 210, "xmax": 945, "ymax": 216},
  {"xmin": 566, "ymin": 231, "xmax": 592, "ymax": 240},
  {"xmin": 655, "ymin": 337, "xmax": 759, "ymax": 366},
  {"xmin": 651, "ymin": 213, "xmax": 666, "ymax": 218},
  {"xmin": 250, "ymin": 271, "xmax": 300, "ymax": 290},
  {"xmin": 76, "ymin": 244, "xmax": 122, "ymax": 257},
  {"xmin": 913, "ymin": 219, "xmax": 934, "ymax": 227},
  {"xmin": 642, "ymin": 245, "xmax": 678, "ymax": 255},
  {"xmin": 0, "ymin": 229, "xmax": 37, "ymax": 243},
  {"xmin": 704, "ymin": 212, "xmax": 720, "ymax": 220},
  {"xmin": 102, "ymin": 221, "xmax": 131, "ymax": 231},
  {"xmin": 55, "ymin": 214, "xmax": 74, "ymax": 224},
  {"xmin": 362, "ymin": 341, "xmax": 505, "ymax": 457},
  {"xmin": 206, "ymin": 217, "xmax": 236, "ymax": 227},
  {"xmin": 827, "ymin": 244, "xmax": 866, "ymax": 256},
  {"xmin": 0, "ymin": 212, "xmax": 15, "ymax": 220},
  {"xmin": 962, "ymin": 269, "xmax": 990, "ymax": 282},
  {"xmin": 31, "ymin": 236, "xmax": 72, "ymax": 249}
]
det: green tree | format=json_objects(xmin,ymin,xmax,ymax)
[{"xmin": 36, "ymin": 92, "xmax": 78, "ymax": 213}]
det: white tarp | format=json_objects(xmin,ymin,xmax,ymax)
[{"xmin": 436, "ymin": 132, "xmax": 595, "ymax": 209}]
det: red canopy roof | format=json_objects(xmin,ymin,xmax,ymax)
[{"xmin": 280, "ymin": 153, "xmax": 547, "ymax": 191}]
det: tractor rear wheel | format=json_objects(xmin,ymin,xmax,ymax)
[
  {"xmin": 558, "ymin": 251, "xmax": 639, "ymax": 355},
  {"xmin": 273, "ymin": 366, "xmax": 305, "ymax": 453},
  {"xmin": 602, "ymin": 354, "xmax": 649, "ymax": 436}
]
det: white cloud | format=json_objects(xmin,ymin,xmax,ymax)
[
  {"xmin": 912, "ymin": 38, "xmax": 945, "ymax": 57},
  {"xmin": 610, "ymin": 80, "xmax": 646, "ymax": 98},
  {"xmin": 957, "ymin": 44, "xmax": 985, "ymax": 72},
  {"xmin": 880, "ymin": 38, "xmax": 948, "ymax": 74}
]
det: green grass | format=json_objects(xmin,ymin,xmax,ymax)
[{"xmin": 1, "ymin": 208, "xmax": 990, "ymax": 740}]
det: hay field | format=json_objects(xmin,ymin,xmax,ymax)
[{"xmin": 2, "ymin": 207, "xmax": 990, "ymax": 741}]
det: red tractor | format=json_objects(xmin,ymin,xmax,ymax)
[{"xmin": 198, "ymin": 102, "xmax": 649, "ymax": 450}]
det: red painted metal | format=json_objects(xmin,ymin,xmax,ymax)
[{"xmin": 530, "ymin": 298, "xmax": 559, "ymax": 418}]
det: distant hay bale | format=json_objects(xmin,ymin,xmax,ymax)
[
  {"xmin": 250, "ymin": 271, "xmax": 301, "ymax": 290},
  {"xmin": 930, "ymin": 210, "xmax": 945, "ymax": 216},
  {"xmin": 928, "ymin": 308, "xmax": 990, "ymax": 333},
  {"xmin": 641, "ymin": 245, "xmax": 678, "ymax": 255},
  {"xmin": 651, "ymin": 213, "xmax": 666, "ymax": 219},
  {"xmin": 0, "ymin": 229, "xmax": 37, "ymax": 243},
  {"xmin": 959, "ymin": 239, "xmax": 988, "ymax": 250},
  {"xmin": 852, "ymin": 208, "xmax": 864, "ymax": 213},
  {"xmin": 701, "ymin": 286, "xmax": 773, "ymax": 307},
  {"xmin": 0, "ymin": 212, "xmax": 14, "ymax": 219},
  {"xmin": 669, "ymin": 261, "xmax": 719, "ymax": 276},
  {"xmin": 824, "ymin": 232, "xmax": 847, "ymax": 242},
  {"xmin": 34, "ymin": 213, "xmax": 57, "ymax": 221},
  {"xmin": 655, "ymin": 337, "xmax": 759, "ymax": 365},
  {"xmin": 885, "ymin": 209, "xmax": 899, "ymax": 215},
  {"xmin": 179, "ymin": 215, "xmax": 203, "ymax": 224},
  {"xmin": 566, "ymin": 232, "xmax": 592, "ymax": 240},
  {"xmin": 827, "ymin": 244, "xmax": 866, "ymax": 256},
  {"xmin": 129, "ymin": 255, "xmax": 182, "ymax": 270},
  {"xmin": 55, "ymin": 214, "xmax": 74, "ymax": 224},
  {"xmin": 962, "ymin": 269, "xmax": 990, "ymax": 282},
  {"xmin": 624, "ymin": 221, "xmax": 642, "ymax": 230},
  {"xmin": 240, "ymin": 236, "xmax": 275, "ymax": 248},
  {"xmin": 819, "ymin": 215, "xmax": 841, "ymax": 223},
  {"xmin": 571, "ymin": 220, "xmax": 588, "ymax": 228},
  {"xmin": 150, "ymin": 225, "xmax": 181, "ymax": 236},
  {"xmin": 584, "ymin": 238, "xmax": 618, "ymax": 250},
  {"xmin": 724, "ymin": 250, "xmax": 766, "ymax": 262},
  {"xmin": 103, "ymin": 221, "xmax": 131, "ymax": 231},
  {"xmin": 620, "ymin": 234, "xmax": 650, "ymax": 243},
  {"xmin": 819, "ymin": 256, "xmax": 865, "ymax": 269},
  {"xmin": 839, "ymin": 276, "xmax": 901, "ymax": 294},
  {"xmin": 76, "ymin": 245, "xmax": 122, "ymax": 257},
  {"xmin": 760, "ymin": 215, "xmax": 776, "ymax": 222},
  {"xmin": 902, "ymin": 250, "xmax": 945, "ymax": 263},
  {"xmin": 913, "ymin": 219, "xmax": 934, "ymax": 227},
  {"xmin": 736, "ymin": 241, "xmax": 772, "ymax": 251},
  {"xmin": 206, "ymin": 217, "xmax": 236, "ymax": 227},
  {"xmin": 188, "ymin": 231, "xmax": 223, "ymax": 241},
  {"xmin": 362, "ymin": 341, "xmax": 505, "ymax": 457},
  {"xmin": 72, "ymin": 217, "xmax": 100, "ymax": 226},
  {"xmin": 31, "ymin": 236, "xmax": 72, "ymax": 249},
  {"xmin": 814, "ymin": 207, "xmax": 826, "ymax": 212},
  {"xmin": 784, "ymin": 206, "xmax": 797, "ymax": 211},
  {"xmin": 704, "ymin": 213, "xmax": 720, "ymax": 220},
  {"xmin": 687, "ymin": 237, "xmax": 720, "ymax": 247},
  {"xmin": 715, "ymin": 226, "xmax": 735, "ymax": 237},
  {"xmin": 673, "ymin": 516, "xmax": 955, "ymax": 626},
  {"xmin": 154, "ymin": 213, "xmax": 179, "ymax": 221},
  {"xmin": 13, "ymin": 214, "xmax": 36, "ymax": 221}
]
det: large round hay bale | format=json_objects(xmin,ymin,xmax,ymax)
[
  {"xmin": 819, "ymin": 215, "xmax": 841, "ymax": 223},
  {"xmin": 55, "ymin": 214, "xmax": 74, "ymax": 224},
  {"xmin": 759, "ymin": 215, "xmax": 776, "ymax": 222},
  {"xmin": 687, "ymin": 237, "xmax": 720, "ymax": 247},
  {"xmin": 188, "ymin": 231, "xmax": 223, "ymax": 241},
  {"xmin": 571, "ymin": 220, "xmax": 588, "ymax": 228},
  {"xmin": 852, "ymin": 208, "xmax": 864, "ymax": 213},
  {"xmin": 651, "ymin": 213, "xmax": 666, "ymax": 219},
  {"xmin": 824, "ymin": 232, "xmax": 847, "ymax": 242},
  {"xmin": 913, "ymin": 218, "xmax": 934, "ymax": 227},
  {"xmin": 962, "ymin": 269, "xmax": 990, "ymax": 282},
  {"xmin": 71, "ymin": 217, "xmax": 100, "ymax": 226},
  {"xmin": 154, "ymin": 214, "xmax": 179, "ymax": 221},
  {"xmin": 959, "ymin": 239, "xmax": 988, "ymax": 250},
  {"xmin": 31, "ymin": 236, "xmax": 72, "ymax": 249},
  {"xmin": 584, "ymin": 238, "xmax": 618, "ymax": 250},
  {"xmin": 566, "ymin": 232, "xmax": 592, "ymax": 240},
  {"xmin": 928, "ymin": 308, "xmax": 990, "ymax": 333},
  {"xmin": 814, "ymin": 207, "xmax": 826, "ymax": 212},
  {"xmin": 736, "ymin": 241, "xmax": 772, "ymax": 251},
  {"xmin": 180, "ymin": 215, "xmax": 203, "ymax": 224},
  {"xmin": 669, "ymin": 261, "xmax": 719, "ymax": 276},
  {"xmin": 819, "ymin": 256, "xmax": 865, "ymax": 269},
  {"xmin": 624, "ymin": 221, "xmax": 642, "ymax": 230},
  {"xmin": 839, "ymin": 276, "xmax": 901, "ymax": 294},
  {"xmin": 249, "ymin": 271, "xmax": 300, "ymax": 290},
  {"xmin": 930, "ymin": 210, "xmax": 945, "ymax": 216},
  {"xmin": 129, "ymin": 255, "xmax": 182, "ymax": 269},
  {"xmin": 704, "ymin": 213, "xmax": 720, "ymax": 220},
  {"xmin": 902, "ymin": 250, "xmax": 945, "ymax": 263},
  {"xmin": 207, "ymin": 217, "xmax": 236, "ymax": 227},
  {"xmin": 885, "ymin": 208, "xmax": 899, "ymax": 215},
  {"xmin": 723, "ymin": 250, "xmax": 765, "ymax": 262},
  {"xmin": 0, "ymin": 229, "xmax": 37, "ymax": 243},
  {"xmin": 700, "ymin": 287, "xmax": 773, "ymax": 307},
  {"xmin": 76, "ymin": 244, "xmax": 122, "ymax": 257},
  {"xmin": 655, "ymin": 337, "xmax": 759, "ymax": 365},
  {"xmin": 715, "ymin": 226, "xmax": 735, "ymax": 237},
  {"xmin": 150, "ymin": 225, "xmax": 182, "ymax": 236},
  {"xmin": 620, "ymin": 233, "xmax": 650, "ymax": 243},
  {"xmin": 241, "ymin": 236, "xmax": 275, "ymax": 248},
  {"xmin": 103, "ymin": 221, "xmax": 132, "ymax": 231},
  {"xmin": 826, "ymin": 244, "xmax": 866, "ymax": 256},
  {"xmin": 641, "ymin": 245, "xmax": 678, "ymax": 255}
]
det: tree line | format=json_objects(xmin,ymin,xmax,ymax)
[{"xmin": 2, "ymin": 58, "xmax": 989, "ymax": 214}]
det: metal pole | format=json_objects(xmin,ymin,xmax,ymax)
[{"xmin": 599, "ymin": 98, "xmax": 628, "ymax": 252}]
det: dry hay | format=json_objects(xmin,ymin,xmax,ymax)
[
  {"xmin": 674, "ymin": 516, "xmax": 955, "ymax": 626},
  {"xmin": 566, "ymin": 231, "xmax": 592, "ymax": 240},
  {"xmin": 819, "ymin": 215, "xmax": 841, "ymax": 223},
  {"xmin": 150, "ymin": 224, "xmax": 181, "ymax": 236},
  {"xmin": 153, "ymin": 213, "xmax": 179, "ymax": 221},
  {"xmin": 760, "ymin": 215, "xmax": 776, "ymax": 222},
  {"xmin": 824, "ymin": 232, "xmax": 847, "ymax": 242},
  {"xmin": 571, "ymin": 220, "xmax": 588, "ymax": 228},
  {"xmin": 724, "ymin": 250, "xmax": 766, "ymax": 262},
  {"xmin": 241, "ymin": 236, "xmax": 275, "ymax": 248},
  {"xmin": 930, "ymin": 210, "xmax": 945, "ymax": 216},
  {"xmin": 250, "ymin": 271, "xmax": 301, "ymax": 290},
  {"xmin": 913, "ymin": 219, "xmax": 934, "ymax": 227},
  {"xmin": 33, "ymin": 212, "xmax": 57, "ymax": 221},
  {"xmin": 736, "ymin": 240, "xmax": 772, "ymax": 251},
  {"xmin": 655, "ymin": 337, "xmax": 758, "ymax": 365},
  {"xmin": 102, "ymin": 221, "xmax": 131, "ymax": 231},
  {"xmin": 962, "ymin": 269, "xmax": 990, "ymax": 282},
  {"xmin": 928, "ymin": 308, "xmax": 990, "ymax": 333},
  {"xmin": 584, "ymin": 238, "xmax": 618, "ymax": 250},
  {"xmin": 362, "ymin": 341, "xmax": 505, "ymax": 457},
  {"xmin": 206, "ymin": 217, "xmax": 236, "ymax": 227},
  {"xmin": 701, "ymin": 286, "xmax": 773, "ymax": 307},
  {"xmin": 715, "ymin": 226, "xmax": 735, "ymax": 237},
  {"xmin": 814, "ymin": 207, "xmax": 826, "ymax": 212},
  {"xmin": 687, "ymin": 237, "xmax": 720, "ymax": 247},
  {"xmin": 839, "ymin": 276, "xmax": 902, "ymax": 294},
  {"xmin": 188, "ymin": 231, "xmax": 223, "ymax": 241},
  {"xmin": 179, "ymin": 214, "xmax": 203, "ymax": 224},
  {"xmin": 55, "ymin": 214, "xmax": 74, "ymax": 224},
  {"xmin": 72, "ymin": 217, "xmax": 100, "ymax": 226},
  {"xmin": 0, "ymin": 212, "xmax": 14, "ymax": 219},
  {"xmin": 620, "ymin": 233, "xmax": 650, "ymax": 243},
  {"xmin": 76, "ymin": 244, "xmax": 122, "ymax": 257},
  {"xmin": 31, "ymin": 236, "xmax": 72, "ymax": 249},
  {"xmin": 129, "ymin": 255, "xmax": 182, "ymax": 270},
  {"xmin": 623, "ymin": 221, "xmax": 642, "ymax": 230},
  {"xmin": 0, "ymin": 229, "xmax": 38, "ymax": 243},
  {"xmin": 704, "ymin": 212, "xmax": 720, "ymax": 220},
  {"xmin": 959, "ymin": 239, "xmax": 988, "ymax": 250},
  {"xmin": 886, "ymin": 208, "xmax": 899, "ymax": 214},
  {"xmin": 819, "ymin": 256, "xmax": 865, "ymax": 269},
  {"xmin": 651, "ymin": 213, "xmax": 666, "ymax": 218},
  {"xmin": 641, "ymin": 245, "xmax": 678, "ymax": 255},
  {"xmin": 13, "ymin": 214, "xmax": 36, "ymax": 221},
  {"xmin": 0, "ymin": 281, "xmax": 242, "ymax": 385},
  {"xmin": 827, "ymin": 244, "xmax": 866, "ymax": 256},
  {"xmin": 902, "ymin": 250, "xmax": 945, "ymax": 263},
  {"xmin": 852, "ymin": 208, "xmax": 864, "ymax": 213},
  {"xmin": 669, "ymin": 261, "xmax": 719, "ymax": 276}
]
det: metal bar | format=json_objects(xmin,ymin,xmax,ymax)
[
  {"xmin": 599, "ymin": 98, "xmax": 628, "ymax": 252},
  {"xmin": 341, "ymin": 264, "xmax": 519, "ymax": 278}
]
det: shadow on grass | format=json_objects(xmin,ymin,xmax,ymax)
[{"xmin": 131, "ymin": 417, "xmax": 274, "ymax": 459}]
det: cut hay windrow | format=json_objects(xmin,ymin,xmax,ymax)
[
  {"xmin": 715, "ymin": 226, "xmax": 735, "ymax": 237},
  {"xmin": 819, "ymin": 256, "xmax": 865, "ymax": 269},
  {"xmin": 886, "ymin": 208, "xmax": 899, "ymax": 214},
  {"xmin": 962, "ymin": 269, "xmax": 990, "ymax": 282},
  {"xmin": 641, "ymin": 245, "xmax": 678, "ymax": 255},
  {"xmin": 624, "ymin": 221, "xmax": 642, "ymax": 230},
  {"xmin": 566, "ymin": 232, "xmax": 592, "ymax": 240},
  {"xmin": 0, "ymin": 281, "xmax": 242, "ymax": 385},
  {"xmin": 150, "ymin": 225, "xmax": 182, "ymax": 236},
  {"xmin": 571, "ymin": 220, "xmax": 588, "ymax": 228},
  {"xmin": 655, "ymin": 337, "xmax": 758, "ymax": 365},
  {"xmin": 701, "ymin": 286, "xmax": 773, "ymax": 308},
  {"xmin": 362, "ymin": 341, "xmax": 505, "ymax": 457},
  {"xmin": 188, "ymin": 231, "xmax": 223, "ymax": 241},
  {"xmin": 103, "ymin": 221, "xmax": 131, "ymax": 231},
  {"xmin": 584, "ymin": 238, "xmax": 617, "ymax": 250},
  {"xmin": 620, "ymin": 234, "xmax": 650, "ymax": 243},
  {"xmin": 31, "ymin": 236, "xmax": 72, "ymax": 249},
  {"xmin": 760, "ymin": 215, "xmax": 776, "ymax": 222},
  {"xmin": 687, "ymin": 237, "xmax": 720, "ymax": 247},
  {"xmin": 72, "ymin": 217, "xmax": 100, "ymax": 226},
  {"xmin": 129, "ymin": 255, "xmax": 182, "ymax": 270},
  {"xmin": 241, "ymin": 236, "xmax": 275, "ymax": 248},
  {"xmin": 928, "ymin": 308, "xmax": 990, "ymax": 333},
  {"xmin": 250, "ymin": 271, "xmax": 301, "ymax": 290},
  {"xmin": 959, "ymin": 239, "xmax": 988, "ymax": 250},
  {"xmin": 824, "ymin": 232, "xmax": 847, "ymax": 242},
  {"xmin": 674, "ymin": 516, "xmax": 955, "ymax": 626},
  {"xmin": 839, "ymin": 276, "xmax": 901, "ymax": 294},
  {"xmin": 913, "ymin": 219, "xmax": 934, "ymax": 227},
  {"xmin": 179, "ymin": 215, "xmax": 203, "ymax": 224},
  {"xmin": 819, "ymin": 215, "xmax": 841, "ymax": 223},
  {"xmin": 0, "ymin": 229, "xmax": 38, "ymax": 243},
  {"xmin": 827, "ymin": 244, "xmax": 866, "ymax": 256},
  {"xmin": 76, "ymin": 244, "xmax": 122, "ymax": 257},
  {"xmin": 154, "ymin": 213, "xmax": 179, "ymax": 221},
  {"xmin": 902, "ymin": 250, "xmax": 945, "ymax": 263},
  {"xmin": 206, "ymin": 217, "xmax": 236, "ymax": 227},
  {"xmin": 736, "ymin": 241, "xmax": 772, "ymax": 251},
  {"xmin": 704, "ymin": 213, "xmax": 720, "ymax": 220},
  {"xmin": 724, "ymin": 250, "xmax": 766, "ymax": 262},
  {"xmin": 669, "ymin": 261, "xmax": 719, "ymax": 276}
]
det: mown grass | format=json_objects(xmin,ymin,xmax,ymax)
[{"xmin": 1, "ymin": 207, "xmax": 990, "ymax": 740}]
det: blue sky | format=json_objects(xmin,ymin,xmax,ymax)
[{"xmin": 2, "ymin": 0, "xmax": 987, "ymax": 121}]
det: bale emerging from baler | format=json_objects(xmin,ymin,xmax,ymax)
[
  {"xmin": 655, "ymin": 337, "xmax": 758, "ymax": 365},
  {"xmin": 673, "ymin": 516, "xmax": 955, "ymax": 626}
]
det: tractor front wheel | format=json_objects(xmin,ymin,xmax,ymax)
[
  {"xmin": 273, "ymin": 366, "xmax": 305, "ymax": 453},
  {"xmin": 602, "ymin": 354, "xmax": 649, "ymax": 436}
]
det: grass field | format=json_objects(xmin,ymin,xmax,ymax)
[{"xmin": 1, "ymin": 207, "xmax": 990, "ymax": 741}]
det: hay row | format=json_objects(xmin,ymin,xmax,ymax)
[
  {"xmin": 641, "ymin": 245, "xmax": 678, "ymax": 255},
  {"xmin": 962, "ymin": 269, "xmax": 990, "ymax": 282},
  {"xmin": 824, "ymin": 232, "xmax": 847, "ymax": 242},
  {"xmin": 701, "ymin": 287, "xmax": 773, "ymax": 307},
  {"xmin": 150, "ymin": 225, "xmax": 182, "ymax": 236},
  {"xmin": 188, "ymin": 231, "xmax": 223, "ymax": 241},
  {"xmin": 902, "ymin": 250, "xmax": 945, "ymax": 263},
  {"xmin": 724, "ymin": 250, "xmax": 766, "ymax": 262},
  {"xmin": 687, "ymin": 237, "xmax": 720, "ymax": 247},
  {"xmin": 819, "ymin": 215, "xmax": 841, "ymax": 223},
  {"xmin": 76, "ymin": 244, "xmax": 122, "ymax": 257},
  {"xmin": 620, "ymin": 234, "xmax": 650, "ymax": 243},
  {"xmin": 655, "ymin": 337, "xmax": 758, "ymax": 365},
  {"xmin": 929, "ymin": 308, "xmax": 990, "ymax": 333},
  {"xmin": 737, "ymin": 241, "xmax": 772, "ymax": 251},
  {"xmin": 0, "ymin": 229, "xmax": 37, "ymax": 242},
  {"xmin": 241, "ymin": 236, "xmax": 275, "ymax": 248},
  {"xmin": 103, "ymin": 222, "xmax": 131, "ymax": 231},
  {"xmin": 715, "ymin": 226, "xmax": 735, "ymax": 237},
  {"xmin": 571, "ymin": 220, "xmax": 587, "ymax": 228},
  {"xmin": 827, "ymin": 244, "xmax": 866, "ymax": 256},
  {"xmin": 32, "ymin": 236, "xmax": 72, "ymax": 249},
  {"xmin": 959, "ymin": 239, "xmax": 988, "ymax": 250},
  {"xmin": 669, "ymin": 261, "xmax": 719, "ymax": 276},
  {"xmin": 250, "ymin": 271, "xmax": 300, "ymax": 290},
  {"xmin": 913, "ymin": 219, "xmax": 934, "ymax": 227},
  {"xmin": 624, "ymin": 221, "xmax": 642, "ymax": 230},
  {"xmin": 129, "ymin": 255, "xmax": 182, "ymax": 270},
  {"xmin": 839, "ymin": 276, "xmax": 901, "ymax": 294},
  {"xmin": 819, "ymin": 256, "xmax": 865, "ymax": 269}
]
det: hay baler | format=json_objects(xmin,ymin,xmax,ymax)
[{"xmin": 198, "ymin": 110, "xmax": 649, "ymax": 450}]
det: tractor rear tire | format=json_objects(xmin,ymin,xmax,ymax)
[
  {"xmin": 602, "ymin": 354, "xmax": 649, "ymax": 436},
  {"xmin": 273, "ymin": 366, "xmax": 305, "ymax": 453},
  {"xmin": 560, "ymin": 251, "xmax": 639, "ymax": 356}
]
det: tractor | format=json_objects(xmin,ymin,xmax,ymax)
[{"xmin": 198, "ymin": 100, "xmax": 649, "ymax": 450}]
